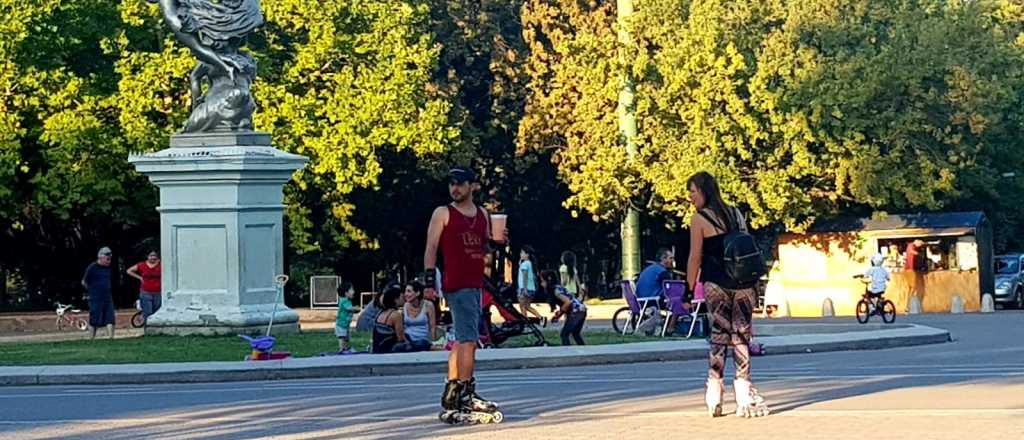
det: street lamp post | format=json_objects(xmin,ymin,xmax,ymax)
[{"xmin": 617, "ymin": 0, "xmax": 642, "ymax": 281}]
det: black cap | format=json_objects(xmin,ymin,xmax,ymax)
[{"xmin": 448, "ymin": 167, "xmax": 478, "ymax": 184}]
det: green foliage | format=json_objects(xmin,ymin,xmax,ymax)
[
  {"xmin": 520, "ymin": 0, "xmax": 625, "ymax": 221},
  {"xmin": 0, "ymin": 0, "xmax": 153, "ymax": 299},
  {"xmin": 521, "ymin": 0, "xmax": 1024, "ymax": 235}
]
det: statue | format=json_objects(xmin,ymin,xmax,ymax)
[{"xmin": 147, "ymin": 0, "xmax": 264, "ymax": 133}]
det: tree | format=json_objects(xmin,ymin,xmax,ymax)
[
  {"xmin": 0, "ymin": 0, "xmax": 156, "ymax": 306},
  {"xmin": 520, "ymin": 0, "xmax": 626, "ymax": 222},
  {"xmin": 329, "ymin": 0, "xmax": 613, "ymax": 290},
  {"xmin": 521, "ymin": 0, "xmax": 1024, "ymax": 239}
]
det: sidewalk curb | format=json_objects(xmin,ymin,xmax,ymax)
[{"xmin": 0, "ymin": 324, "xmax": 950, "ymax": 387}]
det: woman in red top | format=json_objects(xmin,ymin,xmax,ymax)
[{"xmin": 127, "ymin": 251, "xmax": 162, "ymax": 319}]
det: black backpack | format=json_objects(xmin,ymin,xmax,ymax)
[{"xmin": 698, "ymin": 208, "xmax": 766, "ymax": 286}]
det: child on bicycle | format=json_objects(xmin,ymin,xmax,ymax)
[{"xmin": 861, "ymin": 254, "xmax": 890, "ymax": 306}]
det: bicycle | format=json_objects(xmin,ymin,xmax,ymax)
[
  {"xmin": 611, "ymin": 296, "xmax": 670, "ymax": 336},
  {"xmin": 131, "ymin": 299, "xmax": 146, "ymax": 328},
  {"xmin": 853, "ymin": 275, "xmax": 896, "ymax": 324},
  {"xmin": 612, "ymin": 270, "xmax": 689, "ymax": 336},
  {"xmin": 611, "ymin": 306, "xmax": 645, "ymax": 335},
  {"xmin": 55, "ymin": 303, "xmax": 88, "ymax": 331}
]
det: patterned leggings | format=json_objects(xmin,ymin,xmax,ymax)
[{"xmin": 704, "ymin": 282, "xmax": 756, "ymax": 380}]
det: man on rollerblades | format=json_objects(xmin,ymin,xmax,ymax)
[{"xmin": 424, "ymin": 166, "xmax": 504, "ymax": 425}]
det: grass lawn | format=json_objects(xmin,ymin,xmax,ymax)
[{"xmin": 0, "ymin": 330, "xmax": 678, "ymax": 366}]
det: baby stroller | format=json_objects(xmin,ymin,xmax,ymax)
[{"xmin": 480, "ymin": 283, "xmax": 549, "ymax": 348}]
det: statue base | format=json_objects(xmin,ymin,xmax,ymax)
[
  {"xmin": 129, "ymin": 131, "xmax": 308, "ymax": 336},
  {"xmin": 145, "ymin": 323, "xmax": 300, "ymax": 337}
]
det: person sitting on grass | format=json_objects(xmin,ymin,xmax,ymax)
[
  {"xmin": 541, "ymin": 270, "xmax": 588, "ymax": 346},
  {"xmin": 355, "ymin": 290, "xmax": 381, "ymax": 333},
  {"xmin": 403, "ymin": 280, "xmax": 436, "ymax": 352},
  {"xmin": 372, "ymin": 283, "xmax": 413, "ymax": 354},
  {"xmin": 335, "ymin": 282, "xmax": 361, "ymax": 353}
]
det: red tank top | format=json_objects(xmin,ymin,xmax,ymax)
[{"xmin": 439, "ymin": 205, "xmax": 488, "ymax": 292}]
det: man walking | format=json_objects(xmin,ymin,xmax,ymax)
[
  {"xmin": 424, "ymin": 166, "xmax": 503, "ymax": 425},
  {"xmin": 82, "ymin": 247, "xmax": 116, "ymax": 339}
]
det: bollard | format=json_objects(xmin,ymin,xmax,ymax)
[
  {"xmin": 908, "ymin": 295, "xmax": 923, "ymax": 315},
  {"xmin": 981, "ymin": 293, "xmax": 995, "ymax": 313},
  {"xmin": 821, "ymin": 298, "xmax": 835, "ymax": 318},
  {"xmin": 950, "ymin": 295, "xmax": 965, "ymax": 314},
  {"xmin": 773, "ymin": 300, "xmax": 790, "ymax": 318}
]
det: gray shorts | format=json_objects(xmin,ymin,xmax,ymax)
[{"xmin": 447, "ymin": 288, "xmax": 481, "ymax": 343}]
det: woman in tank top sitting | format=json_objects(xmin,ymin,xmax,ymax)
[
  {"xmin": 402, "ymin": 280, "xmax": 436, "ymax": 351},
  {"xmin": 372, "ymin": 284, "xmax": 413, "ymax": 354}
]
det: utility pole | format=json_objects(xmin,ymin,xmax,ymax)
[{"xmin": 617, "ymin": 0, "xmax": 641, "ymax": 281}]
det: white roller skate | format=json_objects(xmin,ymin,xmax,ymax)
[
  {"xmin": 705, "ymin": 378, "xmax": 724, "ymax": 417},
  {"xmin": 438, "ymin": 379, "xmax": 504, "ymax": 425},
  {"xmin": 733, "ymin": 378, "xmax": 770, "ymax": 418}
]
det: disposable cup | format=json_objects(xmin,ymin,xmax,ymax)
[{"xmin": 490, "ymin": 214, "xmax": 507, "ymax": 243}]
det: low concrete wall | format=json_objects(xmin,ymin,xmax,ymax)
[{"xmin": 0, "ymin": 310, "xmax": 138, "ymax": 335}]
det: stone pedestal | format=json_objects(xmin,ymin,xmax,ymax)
[{"xmin": 129, "ymin": 132, "xmax": 307, "ymax": 336}]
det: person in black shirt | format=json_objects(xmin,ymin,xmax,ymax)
[
  {"xmin": 81, "ymin": 247, "xmax": 115, "ymax": 340},
  {"xmin": 687, "ymin": 172, "xmax": 769, "ymax": 418}
]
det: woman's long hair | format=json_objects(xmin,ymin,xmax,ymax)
[
  {"xmin": 687, "ymin": 171, "xmax": 736, "ymax": 231},
  {"xmin": 378, "ymin": 283, "xmax": 403, "ymax": 311},
  {"xmin": 540, "ymin": 270, "xmax": 562, "ymax": 309},
  {"xmin": 560, "ymin": 250, "xmax": 577, "ymax": 279}
]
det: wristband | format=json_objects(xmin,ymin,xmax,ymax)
[{"xmin": 424, "ymin": 268, "xmax": 437, "ymax": 288}]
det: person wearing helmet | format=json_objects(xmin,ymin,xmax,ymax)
[{"xmin": 863, "ymin": 253, "xmax": 891, "ymax": 306}]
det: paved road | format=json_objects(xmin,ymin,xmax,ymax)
[{"xmin": 1, "ymin": 312, "xmax": 1022, "ymax": 439}]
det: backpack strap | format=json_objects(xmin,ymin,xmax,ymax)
[
  {"xmin": 732, "ymin": 206, "xmax": 748, "ymax": 233},
  {"xmin": 698, "ymin": 207, "xmax": 748, "ymax": 233},
  {"xmin": 697, "ymin": 209, "xmax": 728, "ymax": 233}
]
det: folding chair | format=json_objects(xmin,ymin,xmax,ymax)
[
  {"xmin": 686, "ymin": 281, "xmax": 709, "ymax": 339},
  {"xmin": 620, "ymin": 280, "xmax": 661, "ymax": 335},
  {"xmin": 661, "ymin": 280, "xmax": 688, "ymax": 337}
]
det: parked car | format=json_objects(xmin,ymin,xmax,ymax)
[{"xmin": 994, "ymin": 254, "xmax": 1024, "ymax": 309}]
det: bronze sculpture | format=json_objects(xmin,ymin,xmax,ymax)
[{"xmin": 147, "ymin": 0, "xmax": 263, "ymax": 133}]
